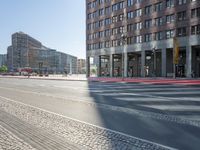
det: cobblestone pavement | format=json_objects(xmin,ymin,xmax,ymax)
[
  {"xmin": 0, "ymin": 97, "xmax": 175, "ymax": 150},
  {"xmin": 0, "ymin": 124, "xmax": 36, "ymax": 150}
]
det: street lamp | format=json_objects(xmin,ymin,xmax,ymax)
[{"xmin": 121, "ymin": 33, "xmax": 127, "ymax": 80}]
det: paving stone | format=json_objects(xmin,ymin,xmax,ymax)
[{"xmin": 0, "ymin": 97, "xmax": 176, "ymax": 150}]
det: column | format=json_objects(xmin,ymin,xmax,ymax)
[
  {"xmin": 110, "ymin": 54, "xmax": 113, "ymax": 77},
  {"xmin": 86, "ymin": 56, "xmax": 90, "ymax": 77},
  {"xmin": 95, "ymin": 56, "xmax": 100, "ymax": 77},
  {"xmin": 99, "ymin": 56, "xmax": 101, "ymax": 77},
  {"xmin": 141, "ymin": 50, "xmax": 145, "ymax": 77},
  {"xmin": 186, "ymin": 45, "xmax": 192, "ymax": 78},
  {"xmin": 161, "ymin": 48, "xmax": 167, "ymax": 77},
  {"xmin": 124, "ymin": 52, "xmax": 128, "ymax": 77}
]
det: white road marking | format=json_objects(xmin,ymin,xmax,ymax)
[{"xmin": 0, "ymin": 95, "xmax": 177, "ymax": 150}]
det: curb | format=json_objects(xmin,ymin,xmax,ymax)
[{"xmin": 0, "ymin": 76, "xmax": 87, "ymax": 82}]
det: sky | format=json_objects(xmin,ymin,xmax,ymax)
[{"xmin": 0, "ymin": 0, "xmax": 86, "ymax": 59}]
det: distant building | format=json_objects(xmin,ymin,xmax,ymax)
[
  {"xmin": 0, "ymin": 54, "xmax": 7, "ymax": 67},
  {"xmin": 7, "ymin": 32, "xmax": 77, "ymax": 74},
  {"xmin": 77, "ymin": 59, "xmax": 86, "ymax": 74}
]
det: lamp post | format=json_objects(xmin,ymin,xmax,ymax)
[{"xmin": 121, "ymin": 33, "xmax": 127, "ymax": 80}]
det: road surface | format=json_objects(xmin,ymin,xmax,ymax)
[{"xmin": 0, "ymin": 78, "xmax": 200, "ymax": 150}]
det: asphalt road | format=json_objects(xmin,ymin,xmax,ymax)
[{"xmin": 0, "ymin": 78, "xmax": 200, "ymax": 150}]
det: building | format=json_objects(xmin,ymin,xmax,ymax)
[
  {"xmin": 7, "ymin": 32, "xmax": 77, "ymax": 74},
  {"xmin": 0, "ymin": 54, "xmax": 7, "ymax": 67},
  {"xmin": 86, "ymin": 0, "xmax": 200, "ymax": 78},
  {"xmin": 77, "ymin": 59, "xmax": 86, "ymax": 74}
]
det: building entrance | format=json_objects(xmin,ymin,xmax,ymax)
[
  {"xmin": 99, "ymin": 55, "xmax": 110, "ymax": 77},
  {"xmin": 192, "ymin": 46, "xmax": 200, "ymax": 78},
  {"xmin": 127, "ymin": 53, "xmax": 141, "ymax": 77},
  {"xmin": 113, "ymin": 54, "xmax": 122, "ymax": 77}
]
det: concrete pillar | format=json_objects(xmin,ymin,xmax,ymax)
[
  {"xmin": 186, "ymin": 45, "xmax": 192, "ymax": 78},
  {"xmin": 99, "ymin": 56, "xmax": 101, "ymax": 77},
  {"xmin": 162, "ymin": 48, "xmax": 167, "ymax": 77},
  {"xmin": 86, "ymin": 56, "xmax": 90, "ymax": 77},
  {"xmin": 141, "ymin": 50, "xmax": 145, "ymax": 77},
  {"xmin": 124, "ymin": 52, "xmax": 128, "ymax": 77},
  {"xmin": 95, "ymin": 56, "xmax": 100, "ymax": 77},
  {"xmin": 110, "ymin": 54, "xmax": 113, "ymax": 77}
]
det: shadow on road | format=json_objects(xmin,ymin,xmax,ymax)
[{"xmin": 86, "ymin": 81, "xmax": 200, "ymax": 150}]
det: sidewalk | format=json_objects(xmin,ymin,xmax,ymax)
[
  {"xmin": 1, "ymin": 75, "xmax": 200, "ymax": 85},
  {"xmin": 0, "ymin": 74, "xmax": 87, "ymax": 81},
  {"xmin": 88, "ymin": 77, "xmax": 200, "ymax": 85}
]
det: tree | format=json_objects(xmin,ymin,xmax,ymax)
[{"xmin": 0, "ymin": 65, "xmax": 8, "ymax": 73}]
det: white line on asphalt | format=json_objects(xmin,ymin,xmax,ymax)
[
  {"xmin": 0, "ymin": 95, "xmax": 177, "ymax": 150},
  {"xmin": 0, "ymin": 86, "xmax": 200, "ymax": 126}
]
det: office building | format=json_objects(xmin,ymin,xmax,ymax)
[
  {"xmin": 7, "ymin": 32, "xmax": 77, "ymax": 74},
  {"xmin": 0, "ymin": 54, "xmax": 7, "ymax": 67},
  {"xmin": 86, "ymin": 0, "xmax": 200, "ymax": 78},
  {"xmin": 77, "ymin": 59, "xmax": 86, "ymax": 74}
]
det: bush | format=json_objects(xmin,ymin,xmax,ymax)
[{"xmin": 0, "ymin": 65, "xmax": 8, "ymax": 73}]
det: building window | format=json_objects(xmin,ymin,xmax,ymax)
[
  {"xmin": 166, "ymin": 14, "xmax": 175, "ymax": 23},
  {"xmin": 155, "ymin": 17, "xmax": 163, "ymax": 26},
  {"xmin": 177, "ymin": 27, "xmax": 187, "ymax": 36},
  {"xmin": 177, "ymin": 0, "xmax": 187, "ymax": 5},
  {"xmin": 105, "ymin": 29, "xmax": 111, "ymax": 37},
  {"xmin": 145, "ymin": 5, "xmax": 152, "ymax": 15},
  {"xmin": 191, "ymin": 25, "xmax": 200, "ymax": 34},
  {"xmin": 177, "ymin": 11, "xmax": 187, "ymax": 21},
  {"xmin": 136, "ymin": 0, "xmax": 142, "ymax": 3},
  {"xmin": 154, "ymin": 2, "xmax": 163, "ymax": 12},
  {"xmin": 144, "ymin": 34, "xmax": 152, "ymax": 42},
  {"xmin": 112, "ymin": 39, "xmax": 118, "ymax": 47},
  {"xmin": 144, "ymin": 19, "xmax": 152, "ymax": 28},
  {"xmin": 119, "ymin": 14, "xmax": 124, "ymax": 21},
  {"xmin": 105, "ymin": 7, "xmax": 111, "ymax": 15},
  {"xmin": 166, "ymin": 0, "xmax": 174, "ymax": 8},
  {"xmin": 127, "ymin": 24, "xmax": 134, "ymax": 32},
  {"xmin": 134, "ymin": 35, "xmax": 142, "ymax": 43},
  {"xmin": 105, "ymin": 18, "xmax": 111, "ymax": 26},
  {"xmin": 119, "ymin": 26, "xmax": 125, "ymax": 34},
  {"xmin": 99, "ymin": 8, "xmax": 104, "ymax": 16},
  {"xmin": 191, "ymin": 7, "xmax": 200, "ymax": 18},
  {"xmin": 99, "ymin": 31, "xmax": 104, "ymax": 38},
  {"xmin": 166, "ymin": 29, "xmax": 174, "ymax": 39},
  {"xmin": 105, "ymin": 41, "xmax": 110, "ymax": 48},
  {"xmin": 127, "ymin": 11, "xmax": 134, "ymax": 19},
  {"xmin": 155, "ymin": 32, "xmax": 164, "ymax": 40},
  {"xmin": 112, "ymin": 28, "xmax": 118, "ymax": 35},
  {"xmin": 135, "ymin": 22, "xmax": 142, "ymax": 30},
  {"xmin": 127, "ymin": 0, "xmax": 134, "ymax": 6},
  {"xmin": 99, "ymin": 20, "xmax": 104, "ymax": 27},
  {"xmin": 112, "ymin": 1, "xmax": 124, "ymax": 12},
  {"xmin": 127, "ymin": 37, "xmax": 133, "ymax": 45},
  {"xmin": 135, "ymin": 9, "xmax": 142, "ymax": 17},
  {"xmin": 112, "ymin": 16, "xmax": 118, "ymax": 23}
]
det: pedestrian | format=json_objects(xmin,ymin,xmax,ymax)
[{"xmin": 191, "ymin": 70, "xmax": 195, "ymax": 78}]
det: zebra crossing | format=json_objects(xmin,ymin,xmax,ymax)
[{"xmin": 88, "ymin": 82, "xmax": 200, "ymax": 122}]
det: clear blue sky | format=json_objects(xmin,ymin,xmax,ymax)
[{"xmin": 0, "ymin": 0, "xmax": 86, "ymax": 59}]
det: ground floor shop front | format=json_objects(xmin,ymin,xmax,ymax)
[{"xmin": 87, "ymin": 37, "xmax": 200, "ymax": 78}]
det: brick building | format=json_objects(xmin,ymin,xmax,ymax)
[{"xmin": 86, "ymin": 0, "xmax": 200, "ymax": 78}]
